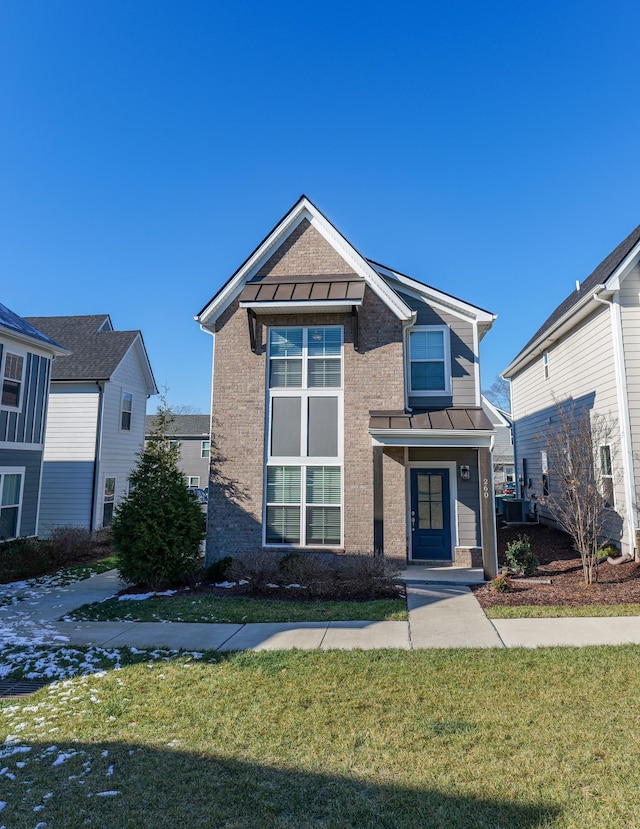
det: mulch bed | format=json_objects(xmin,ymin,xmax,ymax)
[{"xmin": 472, "ymin": 522, "xmax": 640, "ymax": 608}]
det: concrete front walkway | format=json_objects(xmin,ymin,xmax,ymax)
[{"xmin": 3, "ymin": 569, "xmax": 640, "ymax": 651}]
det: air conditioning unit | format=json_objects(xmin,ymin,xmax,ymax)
[{"xmin": 503, "ymin": 499, "xmax": 529, "ymax": 523}]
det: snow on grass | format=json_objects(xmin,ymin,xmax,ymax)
[{"xmin": 117, "ymin": 589, "xmax": 176, "ymax": 601}]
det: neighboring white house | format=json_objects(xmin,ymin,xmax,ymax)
[
  {"xmin": 503, "ymin": 222, "xmax": 640, "ymax": 558},
  {"xmin": 145, "ymin": 414, "xmax": 211, "ymax": 490},
  {"xmin": 481, "ymin": 395, "xmax": 513, "ymax": 489},
  {"xmin": 24, "ymin": 314, "xmax": 157, "ymax": 534}
]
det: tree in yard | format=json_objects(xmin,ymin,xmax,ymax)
[
  {"xmin": 111, "ymin": 398, "xmax": 205, "ymax": 590},
  {"xmin": 537, "ymin": 401, "xmax": 619, "ymax": 585},
  {"xmin": 482, "ymin": 376, "xmax": 511, "ymax": 412}
]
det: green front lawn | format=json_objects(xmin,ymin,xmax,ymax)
[
  {"xmin": 486, "ymin": 604, "xmax": 640, "ymax": 619},
  {"xmin": 2, "ymin": 646, "xmax": 640, "ymax": 827},
  {"xmin": 65, "ymin": 594, "xmax": 408, "ymax": 623}
]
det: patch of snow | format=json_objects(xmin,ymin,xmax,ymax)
[
  {"xmin": 52, "ymin": 750, "xmax": 77, "ymax": 766},
  {"xmin": 95, "ymin": 790, "xmax": 120, "ymax": 797},
  {"xmin": 214, "ymin": 581, "xmax": 236, "ymax": 588}
]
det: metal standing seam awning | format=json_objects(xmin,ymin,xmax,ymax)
[{"xmin": 368, "ymin": 408, "xmax": 495, "ymax": 447}]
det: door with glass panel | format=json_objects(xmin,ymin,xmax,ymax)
[{"xmin": 410, "ymin": 468, "xmax": 452, "ymax": 561}]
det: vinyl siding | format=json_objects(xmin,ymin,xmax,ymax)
[
  {"xmin": 38, "ymin": 462, "xmax": 95, "ymax": 534},
  {"xmin": 0, "ymin": 448, "xmax": 43, "ymax": 537},
  {"xmin": 510, "ymin": 305, "xmax": 628, "ymax": 549},
  {"xmin": 619, "ymin": 264, "xmax": 640, "ymax": 505},
  {"xmin": 174, "ymin": 437, "xmax": 210, "ymax": 487},
  {"xmin": 397, "ymin": 291, "xmax": 478, "ymax": 408}
]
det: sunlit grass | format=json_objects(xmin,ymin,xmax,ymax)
[
  {"xmin": 65, "ymin": 594, "xmax": 408, "ymax": 623},
  {"xmin": 2, "ymin": 646, "xmax": 640, "ymax": 827},
  {"xmin": 486, "ymin": 604, "xmax": 640, "ymax": 618}
]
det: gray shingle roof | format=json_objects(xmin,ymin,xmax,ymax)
[
  {"xmin": 24, "ymin": 315, "xmax": 141, "ymax": 381},
  {"xmin": 513, "ymin": 222, "xmax": 640, "ymax": 362},
  {"xmin": 146, "ymin": 414, "xmax": 210, "ymax": 437},
  {"xmin": 0, "ymin": 303, "xmax": 67, "ymax": 351}
]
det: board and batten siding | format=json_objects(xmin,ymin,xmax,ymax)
[
  {"xmin": 511, "ymin": 305, "xmax": 628, "ymax": 549},
  {"xmin": 0, "ymin": 448, "xmax": 44, "ymax": 537},
  {"xmin": 619, "ymin": 264, "xmax": 640, "ymax": 519},
  {"xmin": 0, "ymin": 347, "xmax": 51, "ymax": 447},
  {"xmin": 38, "ymin": 384, "xmax": 100, "ymax": 533},
  {"xmin": 397, "ymin": 291, "xmax": 478, "ymax": 409}
]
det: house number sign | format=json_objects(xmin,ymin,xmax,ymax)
[{"xmin": 482, "ymin": 478, "xmax": 490, "ymax": 499}]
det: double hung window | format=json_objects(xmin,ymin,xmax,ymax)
[
  {"xmin": 600, "ymin": 445, "xmax": 614, "ymax": 508},
  {"xmin": 121, "ymin": 392, "xmax": 133, "ymax": 431},
  {"xmin": 1, "ymin": 351, "xmax": 25, "ymax": 410},
  {"xmin": 102, "ymin": 477, "xmax": 116, "ymax": 527},
  {"xmin": 0, "ymin": 470, "xmax": 23, "ymax": 540},
  {"xmin": 266, "ymin": 326, "xmax": 342, "ymax": 547},
  {"xmin": 408, "ymin": 327, "xmax": 450, "ymax": 395},
  {"xmin": 201, "ymin": 440, "xmax": 210, "ymax": 458}
]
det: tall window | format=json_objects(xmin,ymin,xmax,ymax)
[
  {"xmin": 121, "ymin": 392, "xmax": 133, "ymax": 430},
  {"xmin": 0, "ymin": 470, "xmax": 23, "ymax": 540},
  {"xmin": 266, "ymin": 326, "xmax": 342, "ymax": 547},
  {"xmin": 201, "ymin": 440, "xmax": 210, "ymax": 458},
  {"xmin": 543, "ymin": 351, "xmax": 550, "ymax": 380},
  {"xmin": 1, "ymin": 351, "xmax": 25, "ymax": 409},
  {"xmin": 102, "ymin": 477, "xmax": 115, "ymax": 527},
  {"xmin": 600, "ymin": 445, "xmax": 614, "ymax": 508},
  {"xmin": 408, "ymin": 327, "xmax": 450, "ymax": 394}
]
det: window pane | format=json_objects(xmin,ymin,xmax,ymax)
[
  {"xmin": 306, "ymin": 506, "xmax": 340, "ymax": 545},
  {"xmin": 269, "ymin": 359, "xmax": 302, "ymax": 388},
  {"xmin": 266, "ymin": 506, "xmax": 300, "ymax": 543},
  {"xmin": 410, "ymin": 331, "xmax": 444, "ymax": 360},
  {"xmin": 308, "ymin": 327, "xmax": 341, "ymax": 356},
  {"xmin": 271, "ymin": 397, "xmax": 302, "ymax": 456},
  {"xmin": 307, "ymin": 398, "xmax": 338, "ymax": 457},
  {"xmin": 411, "ymin": 362, "xmax": 445, "ymax": 391},
  {"xmin": 2, "ymin": 474, "xmax": 21, "ymax": 507},
  {"xmin": 308, "ymin": 359, "xmax": 341, "ymax": 388},
  {"xmin": 269, "ymin": 328, "xmax": 303, "ymax": 357},
  {"xmin": 104, "ymin": 477, "xmax": 115, "ymax": 502},
  {"xmin": 600, "ymin": 446, "xmax": 612, "ymax": 476},
  {"xmin": 201, "ymin": 440, "xmax": 210, "ymax": 458},
  {"xmin": 266, "ymin": 466, "xmax": 301, "ymax": 504},
  {"xmin": 0, "ymin": 506, "xmax": 18, "ymax": 539},
  {"xmin": 4, "ymin": 353, "xmax": 23, "ymax": 381},
  {"xmin": 306, "ymin": 467, "xmax": 341, "ymax": 504},
  {"xmin": 2, "ymin": 381, "xmax": 20, "ymax": 407}
]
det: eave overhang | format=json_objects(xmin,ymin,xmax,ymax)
[{"xmin": 369, "ymin": 428, "xmax": 495, "ymax": 448}]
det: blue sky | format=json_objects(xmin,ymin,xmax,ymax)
[{"xmin": 2, "ymin": 1, "xmax": 639, "ymax": 413}]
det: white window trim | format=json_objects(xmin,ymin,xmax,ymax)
[
  {"xmin": 600, "ymin": 444, "xmax": 615, "ymax": 510},
  {"xmin": 543, "ymin": 351, "xmax": 549, "ymax": 380},
  {"xmin": 0, "ymin": 466, "xmax": 25, "ymax": 541},
  {"xmin": 188, "ymin": 476, "xmax": 201, "ymax": 487},
  {"xmin": 201, "ymin": 440, "xmax": 210, "ymax": 458},
  {"xmin": 0, "ymin": 346, "xmax": 27, "ymax": 413},
  {"xmin": 405, "ymin": 325, "xmax": 452, "ymax": 397},
  {"xmin": 264, "ymin": 325, "xmax": 344, "ymax": 549},
  {"xmin": 120, "ymin": 391, "xmax": 133, "ymax": 431}
]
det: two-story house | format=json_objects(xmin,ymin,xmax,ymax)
[
  {"xmin": 196, "ymin": 197, "xmax": 498, "ymax": 577},
  {"xmin": 503, "ymin": 222, "xmax": 640, "ymax": 559},
  {"xmin": 145, "ymin": 414, "xmax": 211, "ymax": 490},
  {"xmin": 0, "ymin": 303, "xmax": 67, "ymax": 539},
  {"xmin": 24, "ymin": 314, "xmax": 157, "ymax": 534}
]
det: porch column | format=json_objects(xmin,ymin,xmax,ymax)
[
  {"xmin": 478, "ymin": 447, "xmax": 498, "ymax": 579},
  {"xmin": 373, "ymin": 446, "xmax": 384, "ymax": 557}
]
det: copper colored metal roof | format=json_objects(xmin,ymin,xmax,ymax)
[
  {"xmin": 239, "ymin": 273, "xmax": 365, "ymax": 305},
  {"xmin": 369, "ymin": 408, "xmax": 494, "ymax": 431}
]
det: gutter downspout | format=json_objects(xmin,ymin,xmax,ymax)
[
  {"xmin": 593, "ymin": 292, "xmax": 637, "ymax": 558},
  {"xmin": 90, "ymin": 381, "xmax": 105, "ymax": 533}
]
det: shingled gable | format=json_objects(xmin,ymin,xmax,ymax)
[
  {"xmin": 24, "ymin": 314, "xmax": 157, "ymax": 392},
  {"xmin": 195, "ymin": 195, "xmax": 415, "ymax": 328},
  {"xmin": 504, "ymin": 222, "xmax": 640, "ymax": 377}
]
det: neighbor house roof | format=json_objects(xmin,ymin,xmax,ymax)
[
  {"xmin": 146, "ymin": 414, "xmax": 210, "ymax": 436},
  {"xmin": 25, "ymin": 315, "xmax": 157, "ymax": 392},
  {"xmin": 0, "ymin": 303, "xmax": 68, "ymax": 355},
  {"xmin": 505, "ymin": 222, "xmax": 640, "ymax": 376}
]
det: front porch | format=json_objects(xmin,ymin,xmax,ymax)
[{"xmin": 399, "ymin": 563, "xmax": 485, "ymax": 585}]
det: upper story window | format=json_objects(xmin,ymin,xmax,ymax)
[
  {"xmin": 408, "ymin": 326, "xmax": 451, "ymax": 395},
  {"xmin": 543, "ymin": 351, "xmax": 549, "ymax": 380},
  {"xmin": 269, "ymin": 327, "xmax": 342, "ymax": 389},
  {"xmin": 1, "ymin": 350, "xmax": 25, "ymax": 410},
  {"xmin": 600, "ymin": 444, "xmax": 614, "ymax": 508},
  {"xmin": 201, "ymin": 440, "xmax": 210, "ymax": 458},
  {"xmin": 121, "ymin": 392, "xmax": 133, "ymax": 431}
]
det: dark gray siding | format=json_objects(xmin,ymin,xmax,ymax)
[
  {"xmin": 0, "ymin": 447, "xmax": 43, "ymax": 537},
  {"xmin": 0, "ymin": 351, "xmax": 51, "ymax": 445}
]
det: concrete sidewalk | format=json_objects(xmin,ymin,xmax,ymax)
[{"xmin": 3, "ymin": 569, "xmax": 640, "ymax": 651}]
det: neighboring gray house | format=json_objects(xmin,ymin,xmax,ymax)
[
  {"xmin": 0, "ymin": 303, "xmax": 67, "ymax": 539},
  {"xmin": 503, "ymin": 223, "xmax": 640, "ymax": 558},
  {"xmin": 196, "ymin": 196, "xmax": 498, "ymax": 577},
  {"xmin": 24, "ymin": 315, "xmax": 157, "ymax": 534},
  {"xmin": 145, "ymin": 414, "xmax": 211, "ymax": 489},
  {"xmin": 481, "ymin": 395, "xmax": 513, "ymax": 488}
]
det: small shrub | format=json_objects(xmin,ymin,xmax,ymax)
[
  {"xmin": 0, "ymin": 537, "xmax": 52, "ymax": 582},
  {"xmin": 228, "ymin": 551, "xmax": 281, "ymax": 593},
  {"xmin": 597, "ymin": 543, "xmax": 620, "ymax": 560},
  {"xmin": 335, "ymin": 555, "xmax": 402, "ymax": 600},
  {"xmin": 505, "ymin": 534, "xmax": 538, "ymax": 576},
  {"xmin": 206, "ymin": 556, "xmax": 234, "ymax": 583},
  {"xmin": 491, "ymin": 573, "xmax": 513, "ymax": 593},
  {"xmin": 47, "ymin": 526, "xmax": 95, "ymax": 567}
]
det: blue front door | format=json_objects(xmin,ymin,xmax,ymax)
[{"xmin": 410, "ymin": 468, "xmax": 452, "ymax": 561}]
